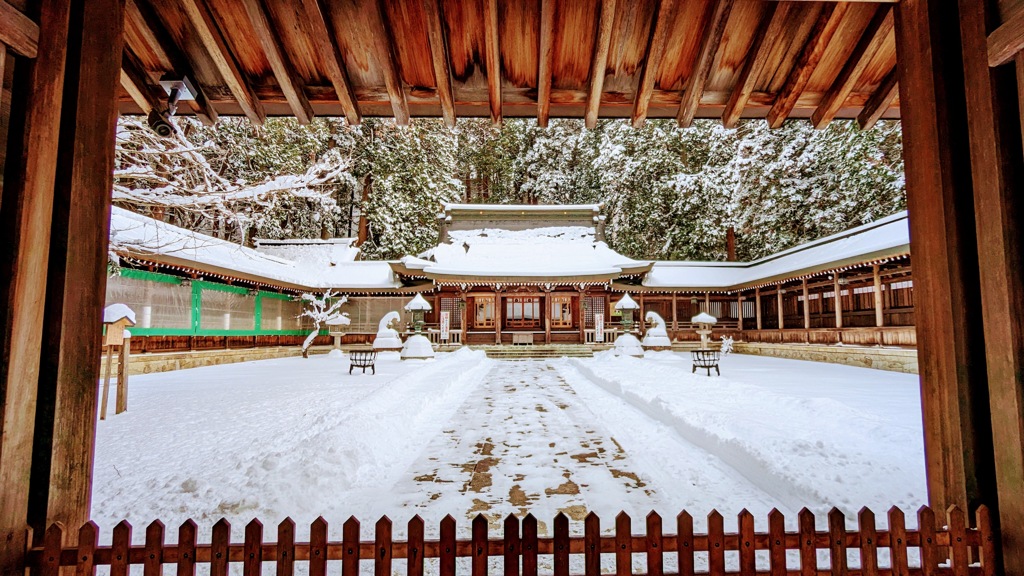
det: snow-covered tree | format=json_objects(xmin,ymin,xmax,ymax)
[{"xmin": 299, "ymin": 291, "xmax": 348, "ymax": 358}]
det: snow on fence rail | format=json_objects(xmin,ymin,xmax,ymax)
[{"xmin": 28, "ymin": 506, "xmax": 994, "ymax": 576}]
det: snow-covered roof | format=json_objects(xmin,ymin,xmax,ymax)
[
  {"xmin": 443, "ymin": 203, "xmax": 602, "ymax": 212},
  {"xmin": 409, "ymin": 226, "xmax": 652, "ymax": 281},
  {"xmin": 643, "ymin": 212, "xmax": 910, "ymax": 290},
  {"xmin": 103, "ymin": 303, "xmax": 137, "ymax": 325},
  {"xmin": 109, "ymin": 207, "xmax": 399, "ymax": 291},
  {"xmin": 253, "ymin": 238, "xmax": 360, "ymax": 266}
]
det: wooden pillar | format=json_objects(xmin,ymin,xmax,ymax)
[
  {"xmin": 0, "ymin": 0, "xmax": 73, "ymax": 570},
  {"xmin": 802, "ymin": 278, "xmax": 810, "ymax": 330},
  {"xmin": 737, "ymin": 294, "xmax": 743, "ymax": 331},
  {"xmin": 833, "ymin": 275, "xmax": 843, "ymax": 329},
  {"xmin": 543, "ymin": 291, "xmax": 551, "ymax": 344},
  {"xmin": 895, "ymin": 0, "xmax": 996, "ymax": 556},
  {"xmin": 638, "ymin": 293, "xmax": 645, "ymax": 332},
  {"xmin": 776, "ymin": 287, "xmax": 784, "ymax": 330},
  {"xmin": 873, "ymin": 265, "xmax": 885, "ymax": 327},
  {"xmin": 494, "ymin": 290, "xmax": 502, "ymax": 345},
  {"xmin": 754, "ymin": 287, "xmax": 762, "ymax": 330},
  {"xmin": 671, "ymin": 292, "xmax": 678, "ymax": 332},
  {"xmin": 704, "ymin": 291, "xmax": 710, "ymax": 314},
  {"xmin": 957, "ymin": 0, "xmax": 1024, "ymax": 571},
  {"xmin": 578, "ymin": 289, "xmax": 585, "ymax": 344},
  {"xmin": 30, "ymin": 0, "xmax": 126, "ymax": 542}
]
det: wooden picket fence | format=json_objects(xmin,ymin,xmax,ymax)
[{"xmin": 27, "ymin": 505, "xmax": 995, "ymax": 575}]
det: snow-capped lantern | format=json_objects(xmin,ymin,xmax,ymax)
[
  {"xmin": 404, "ymin": 293, "xmax": 432, "ymax": 334},
  {"xmin": 325, "ymin": 312, "xmax": 351, "ymax": 350},
  {"xmin": 614, "ymin": 293, "xmax": 640, "ymax": 332},
  {"xmin": 691, "ymin": 311, "xmax": 718, "ymax": 350},
  {"xmin": 401, "ymin": 294, "xmax": 435, "ymax": 360}
]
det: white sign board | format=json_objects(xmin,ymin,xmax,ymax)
[
  {"xmin": 440, "ymin": 311, "xmax": 450, "ymax": 341},
  {"xmin": 594, "ymin": 313, "xmax": 604, "ymax": 342}
]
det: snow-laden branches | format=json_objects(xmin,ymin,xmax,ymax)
[{"xmin": 300, "ymin": 290, "xmax": 349, "ymax": 356}]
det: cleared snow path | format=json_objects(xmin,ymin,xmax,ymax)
[{"xmin": 393, "ymin": 360, "xmax": 778, "ymax": 534}]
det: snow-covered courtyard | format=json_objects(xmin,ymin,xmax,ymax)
[{"xmin": 92, "ymin": 350, "xmax": 927, "ymax": 541}]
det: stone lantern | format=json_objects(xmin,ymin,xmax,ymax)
[
  {"xmin": 612, "ymin": 293, "xmax": 643, "ymax": 357},
  {"xmin": 325, "ymin": 312, "xmax": 351, "ymax": 350},
  {"xmin": 615, "ymin": 293, "xmax": 640, "ymax": 332},
  {"xmin": 401, "ymin": 294, "xmax": 435, "ymax": 359},
  {"xmin": 691, "ymin": 311, "xmax": 718, "ymax": 350}
]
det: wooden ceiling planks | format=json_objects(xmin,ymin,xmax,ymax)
[{"xmin": 117, "ymin": 0, "xmax": 901, "ymax": 126}]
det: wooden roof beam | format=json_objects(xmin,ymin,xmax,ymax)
[
  {"xmin": 120, "ymin": 50, "xmax": 165, "ymax": 114},
  {"xmin": 536, "ymin": 0, "xmax": 555, "ymax": 127},
  {"xmin": 766, "ymin": 3, "xmax": 849, "ymax": 128},
  {"xmin": 422, "ymin": 0, "xmax": 455, "ymax": 128},
  {"xmin": 987, "ymin": 1, "xmax": 1024, "ymax": 67},
  {"xmin": 0, "ymin": 0, "xmax": 38, "ymax": 58},
  {"xmin": 483, "ymin": 0, "xmax": 501, "ymax": 126},
  {"xmin": 811, "ymin": 4, "xmax": 893, "ymax": 129},
  {"xmin": 677, "ymin": 0, "xmax": 734, "ymax": 128},
  {"xmin": 631, "ymin": 0, "xmax": 678, "ymax": 128},
  {"xmin": 125, "ymin": 0, "xmax": 218, "ymax": 125},
  {"xmin": 179, "ymin": 0, "xmax": 265, "ymax": 125},
  {"xmin": 857, "ymin": 65, "xmax": 897, "ymax": 129},
  {"xmin": 375, "ymin": 0, "xmax": 410, "ymax": 125},
  {"xmin": 585, "ymin": 0, "xmax": 617, "ymax": 129},
  {"xmin": 297, "ymin": 0, "xmax": 360, "ymax": 126},
  {"xmin": 722, "ymin": 2, "xmax": 793, "ymax": 129},
  {"xmin": 240, "ymin": 0, "xmax": 313, "ymax": 124}
]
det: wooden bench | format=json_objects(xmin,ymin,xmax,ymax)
[
  {"xmin": 349, "ymin": 350, "xmax": 377, "ymax": 375},
  {"xmin": 691, "ymin": 349, "xmax": 720, "ymax": 376},
  {"xmin": 512, "ymin": 333, "xmax": 534, "ymax": 345}
]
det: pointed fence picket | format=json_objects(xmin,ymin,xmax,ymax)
[{"xmin": 26, "ymin": 506, "xmax": 995, "ymax": 575}]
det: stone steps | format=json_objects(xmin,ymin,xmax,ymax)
[{"xmin": 476, "ymin": 345, "xmax": 595, "ymax": 359}]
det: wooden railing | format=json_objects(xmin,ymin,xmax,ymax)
[{"xmin": 27, "ymin": 506, "xmax": 994, "ymax": 575}]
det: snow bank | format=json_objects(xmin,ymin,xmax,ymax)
[{"xmin": 563, "ymin": 353, "xmax": 927, "ymax": 516}]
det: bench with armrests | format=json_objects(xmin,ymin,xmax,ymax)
[
  {"xmin": 349, "ymin": 350, "xmax": 377, "ymax": 375},
  {"xmin": 691, "ymin": 349, "xmax": 720, "ymax": 376}
]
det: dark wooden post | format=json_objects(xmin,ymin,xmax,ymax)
[
  {"xmin": 30, "ymin": 0, "xmax": 126, "ymax": 544},
  {"xmin": 671, "ymin": 292, "xmax": 678, "ymax": 333},
  {"xmin": 895, "ymin": 0, "xmax": 996, "ymax": 555},
  {"xmin": 776, "ymin": 287, "xmax": 784, "ymax": 331},
  {"xmin": 494, "ymin": 288, "xmax": 502, "ymax": 345},
  {"xmin": 802, "ymin": 278, "xmax": 810, "ymax": 330},
  {"xmin": 577, "ymin": 288, "xmax": 586, "ymax": 344},
  {"xmin": 0, "ymin": 0, "xmax": 72, "ymax": 571},
  {"xmin": 754, "ymin": 287, "xmax": 762, "ymax": 330},
  {"xmin": 957, "ymin": 0, "xmax": 1024, "ymax": 571}
]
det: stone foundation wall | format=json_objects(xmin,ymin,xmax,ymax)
[
  {"xmin": 733, "ymin": 342, "xmax": 918, "ymax": 374},
  {"xmin": 102, "ymin": 345, "xmax": 336, "ymax": 377}
]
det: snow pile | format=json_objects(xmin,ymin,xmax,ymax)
[
  {"xmin": 401, "ymin": 335, "xmax": 435, "ymax": 359},
  {"xmin": 372, "ymin": 311, "xmax": 403, "ymax": 350},
  {"xmin": 641, "ymin": 311, "xmax": 671, "ymax": 348},
  {"xmin": 564, "ymin": 353, "xmax": 926, "ymax": 513}
]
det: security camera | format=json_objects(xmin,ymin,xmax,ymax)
[
  {"xmin": 147, "ymin": 74, "xmax": 199, "ymax": 137},
  {"xmin": 148, "ymin": 108, "xmax": 175, "ymax": 137}
]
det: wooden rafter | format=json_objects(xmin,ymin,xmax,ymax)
[
  {"xmin": 766, "ymin": 3, "xmax": 849, "ymax": 129},
  {"xmin": 631, "ymin": 0, "xmax": 678, "ymax": 128},
  {"xmin": 0, "ymin": 0, "xmax": 38, "ymax": 58},
  {"xmin": 483, "ymin": 0, "xmax": 501, "ymax": 126},
  {"xmin": 811, "ymin": 5, "xmax": 893, "ymax": 129},
  {"xmin": 722, "ymin": 2, "xmax": 792, "ymax": 129},
  {"xmin": 536, "ymin": 0, "xmax": 555, "ymax": 127},
  {"xmin": 677, "ymin": 0, "xmax": 734, "ymax": 128},
  {"xmin": 585, "ymin": 0, "xmax": 617, "ymax": 129},
  {"xmin": 857, "ymin": 65, "xmax": 897, "ymax": 130},
  {"xmin": 124, "ymin": 0, "xmax": 218, "ymax": 125},
  {"xmin": 179, "ymin": 0, "xmax": 265, "ymax": 125},
  {"xmin": 297, "ymin": 0, "xmax": 360, "ymax": 126},
  {"xmin": 239, "ymin": 0, "xmax": 313, "ymax": 124},
  {"xmin": 120, "ymin": 50, "xmax": 165, "ymax": 114},
  {"xmin": 375, "ymin": 0, "xmax": 410, "ymax": 125},
  {"xmin": 422, "ymin": 0, "xmax": 455, "ymax": 128},
  {"xmin": 987, "ymin": 0, "xmax": 1024, "ymax": 67}
]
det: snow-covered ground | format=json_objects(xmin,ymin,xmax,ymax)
[{"xmin": 92, "ymin": 350, "xmax": 927, "ymax": 549}]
